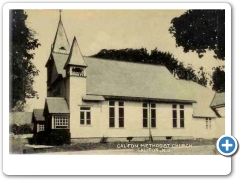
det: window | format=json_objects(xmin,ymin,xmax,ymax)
[
  {"xmin": 109, "ymin": 101, "xmax": 115, "ymax": 127},
  {"xmin": 206, "ymin": 118, "xmax": 211, "ymax": 129},
  {"xmin": 59, "ymin": 46, "xmax": 66, "ymax": 50},
  {"xmin": 172, "ymin": 104, "xmax": 177, "ymax": 128},
  {"xmin": 72, "ymin": 67, "xmax": 84, "ymax": 77},
  {"xmin": 142, "ymin": 103, "xmax": 156, "ymax": 128},
  {"xmin": 80, "ymin": 107, "xmax": 91, "ymax": 125},
  {"xmin": 172, "ymin": 104, "xmax": 185, "ymax": 128},
  {"xmin": 151, "ymin": 103, "xmax": 156, "ymax": 128},
  {"xmin": 55, "ymin": 116, "xmax": 69, "ymax": 129},
  {"xmin": 180, "ymin": 105, "xmax": 184, "ymax": 128},
  {"xmin": 39, "ymin": 124, "xmax": 45, "ymax": 131},
  {"xmin": 119, "ymin": 102, "xmax": 124, "ymax": 128},
  {"xmin": 143, "ymin": 103, "xmax": 148, "ymax": 127}
]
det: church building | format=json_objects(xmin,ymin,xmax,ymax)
[{"xmin": 35, "ymin": 13, "xmax": 225, "ymax": 142}]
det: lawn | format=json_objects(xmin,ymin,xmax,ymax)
[
  {"xmin": 9, "ymin": 138, "xmax": 29, "ymax": 154},
  {"xmin": 10, "ymin": 138, "xmax": 219, "ymax": 155}
]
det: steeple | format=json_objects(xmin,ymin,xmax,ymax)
[
  {"xmin": 64, "ymin": 36, "xmax": 87, "ymax": 69},
  {"xmin": 52, "ymin": 10, "xmax": 70, "ymax": 54}
]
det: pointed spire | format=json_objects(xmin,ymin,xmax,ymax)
[
  {"xmin": 59, "ymin": 9, "xmax": 62, "ymax": 20},
  {"xmin": 52, "ymin": 10, "xmax": 70, "ymax": 54},
  {"xmin": 64, "ymin": 37, "xmax": 87, "ymax": 69}
]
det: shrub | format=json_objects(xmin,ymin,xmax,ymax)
[
  {"xmin": 32, "ymin": 131, "xmax": 47, "ymax": 145},
  {"xmin": 47, "ymin": 130, "xmax": 70, "ymax": 146},
  {"xmin": 28, "ymin": 130, "xmax": 70, "ymax": 146},
  {"xmin": 166, "ymin": 136, "xmax": 172, "ymax": 140},
  {"xmin": 18, "ymin": 124, "xmax": 33, "ymax": 134},
  {"xmin": 127, "ymin": 137, "xmax": 133, "ymax": 142},
  {"xmin": 100, "ymin": 136, "xmax": 108, "ymax": 143},
  {"xmin": 10, "ymin": 124, "xmax": 33, "ymax": 134},
  {"xmin": 9, "ymin": 124, "xmax": 19, "ymax": 134}
]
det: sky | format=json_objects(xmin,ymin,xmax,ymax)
[{"xmin": 24, "ymin": 10, "xmax": 225, "ymax": 111}]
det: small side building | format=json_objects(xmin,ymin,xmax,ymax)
[{"xmin": 32, "ymin": 109, "xmax": 45, "ymax": 134}]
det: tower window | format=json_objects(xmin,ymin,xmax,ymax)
[
  {"xmin": 59, "ymin": 46, "xmax": 66, "ymax": 50},
  {"xmin": 72, "ymin": 67, "xmax": 84, "ymax": 77}
]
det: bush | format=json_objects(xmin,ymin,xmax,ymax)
[
  {"xmin": 10, "ymin": 124, "xmax": 32, "ymax": 134},
  {"xmin": 100, "ymin": 136, "xmax": 108, "ymax": 143},
  {"xmin": 29, "ymin": 130, "xmax": 70, "ymax": 146},
  {"xmin": 47, "ymin": 130, "xmax": 70, "ymax": 146},
  {"xmin": 127, "ymin": 137, "xmax": 133, "ymax": 142},
  {"xmin": 31, "ymin": 131, "xmax": 47, "ymax": 145},
  {"xmin": 10, "ymin": 124, "xmax": 19, "ymax": 134}
]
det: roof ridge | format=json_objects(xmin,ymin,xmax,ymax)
[{"xmin": 84, "ymin": 56, "xmax": 167, "ymax": 68}]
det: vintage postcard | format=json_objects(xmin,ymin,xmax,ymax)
[{"xmin": 3, "ymin": 3, "xmax": 232, "ymax": 175}]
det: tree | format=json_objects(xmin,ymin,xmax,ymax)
[
  {"xmin": 169, "ymin": 10, "xmax": 225, "ymax": 92},
  {"xmin": 10, "ymin": 10, "xmax": 40, "ymax": 111},
  {"xmin": 212, "ymin": 66, "xmax": 225, "ymax": 92},
  {"xmin": 169, "ymin": 10, "xmax": 225, "ymax": 60},
  {"xmin": 197, "ymin": 66, "xmax": 208, "ymax": 87}
]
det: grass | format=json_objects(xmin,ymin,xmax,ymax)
[
  {"xmin": 9, "ymin": 138, "xmax": 29, "ymax": 154},
  {"xmin": 13, "ymin": 138, "xmax": 219, "ymax": 155}
]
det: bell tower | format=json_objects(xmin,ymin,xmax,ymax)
[{"xmin": 64, "ymin": 36, "xmax": 87, "ymax": 107}]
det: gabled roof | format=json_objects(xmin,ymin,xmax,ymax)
[
  {"xmin": 52, "ymin": 16, "xmax": 70, "ymax": 54},
  {"xmin": 33, "ymin": 109, "xmax": 45, "ymax": 121},
  {"xmin": 64, "ymin": 37, "xmax": 87, "ymax": 69},
  {"xmin": 84, "ymin": 57, "xmax": 195, "ymax": 102},
  {"xmin": 51, "ymin": 52, "xmax": 68, "ymax": 78},
  {"xmin": 177, "ymin": 80, "xmax": 216, "ymax": 118},
  {"xmin": 210, "ymin": 92, "xmax": 225, "ymax": 108},
  {"xmin": 9, "ymin": 112, "xmax": 33, "ymax": 125},
  {"xmin": 45, "ymin": 97, "xmax": 69, "ymax": 114}
]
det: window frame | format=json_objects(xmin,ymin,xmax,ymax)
[
  {"xmin": 54, "ymin": 115, "xmax": 69, "ymax": 129},
  {"xmin": 143, "ymin": 103, "xmax": 148, "ymax": 128},
  {"xmin": 180, "ymin": 104, "xmax": 184, "ymax": 128},
  {"xmin": 206, "ymin": 118, "xmax": 212, "ymax": 129},
  {"xmin": 172, "ymin": 104, "xmax": 177, "ymax": 128},
  {"xmin": 150, "ymin": 103, "xmax": 156, "ymax": 128},
  {"xmin": 39, "ymin": 124, "xmax": 45, "ymax": 131},
  {"xmin": 118, "ymin": 102, "xmax": 124, "ymax": 128},
  {"xmin": 109, "ymin": 101, "xmax": 115, "ymax": 128},
  {"xmin": 80, "ymin": 107, "xmax": 91, "ymax": 126}
]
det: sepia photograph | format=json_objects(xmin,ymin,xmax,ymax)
[{"xmin": 9, "ymin": 8, "xmax": 225, "ymax": 155}]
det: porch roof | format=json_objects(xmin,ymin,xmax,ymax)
[
  {"xmin": 82, "ymin": 95, "xmax": 105, "ymax": 101},
  {"xmin": 46, "ymin": 97, "xmax": 70, "ymax": 114}
]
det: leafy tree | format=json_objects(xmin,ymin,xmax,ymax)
[
  {"xmin": 169, "ymin": 10, "xmax": 225, "ymax": 60},
  {"xmin": 169, "ymin": 10, "xmax": 225, "ymax": 92},
  {"xmin": 212, "ymin": 66, "xmax": 225, "ymax": 92},
  {"xmin": 197, "ymin": 66, "xmax": 208, "ymax": 87},
  {"xmin": 10, "ymin": 10, "xmax": 40, "ymax": 111}
]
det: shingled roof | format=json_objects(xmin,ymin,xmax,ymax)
[
  {"xmin": 45, "ymin": 97, "xmax": 70, "ymax": 114},
  {"xmin": 64, "ymin": 37, "xmax": 87, "ymax": 69},
  {"xmin": 51, "ymin": 52, "xmax": 68, "ymax": 78},
  {"xmin": 45, "ymin": 52, "xmax": 220, "ymax": 118},
  {"xmin": 177, "ymin": 80, "xmax": 216, "ymax": 118},
  {"xmin": 84, "ymin": 57, "xmax": 195, "ymax": 102},
  {"xmin": 210, "ymin": 92, "xmax": 225, "ymax": 108},
  {"xmin": 52, "ymin": 16, "xmax": 70, "ymax": 54},
  {"xmin": 33, "ymin": 109, "xmax": 45, "ymax": 121}
]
